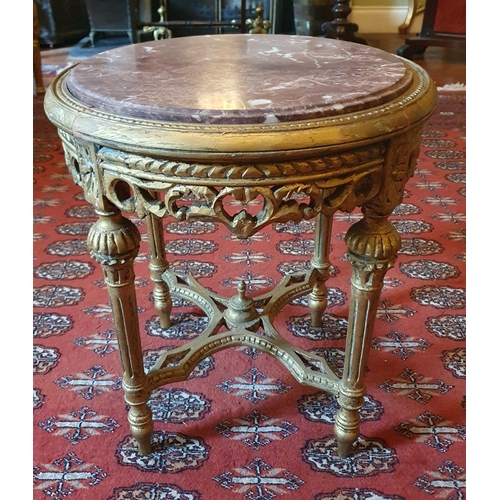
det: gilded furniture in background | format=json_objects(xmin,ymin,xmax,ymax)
[
  {"xmin": 44, "ymin": 34, "xmax": 436, "ymax": 459},
  {"xmin": 399, "ymin": 0, "xmax": 426, "ymax": 34}
]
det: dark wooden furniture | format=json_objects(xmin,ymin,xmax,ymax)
[
  {"xmin": 398, "ymin": 0, "xmax": 466, "ymax": 59},
  {"xmin": 33, "ymin": 1, "xmax": 45, "ymax": 95},
  {"xmin": 141, "ymin": 1, "xmax": 288, "ymax": 37},
  {"xmin": 84, "ymin": 0, "xmax": 139, "ymax": 45},
  {"xmin": 321, "ymin": 0, "xmax": 367, "ymax": 44},
  {"xmin": 82, "ymin": 1, "xmax": 276, "ymax": 46},
  {"xmin": 35, "ymin": 0, "xmax": 89, "ymax": 47}
]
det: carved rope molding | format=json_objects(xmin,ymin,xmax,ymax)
[{"xmin": 96, "ymin": 144, "xmax": 386, "ymax": 182}]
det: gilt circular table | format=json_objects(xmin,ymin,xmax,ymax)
[{"xmin": 44, "ymin": 34, "xmax": 436, "ymax": 459}]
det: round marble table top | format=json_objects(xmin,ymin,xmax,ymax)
[{"xmin": 66, "ymin": 34, "xmax": 413, "ymax": 125}]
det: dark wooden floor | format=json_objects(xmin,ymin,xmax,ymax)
[
  {"xmin": 39, "ymin": 33, "xmax": 465, "ymax": 91},
  {"xmin": 365, "ymin": 34, "xmax": 465, "ymax": 88}
]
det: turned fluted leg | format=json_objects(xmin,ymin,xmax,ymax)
[
  {"xmin": 334, "ymin": 210, "xmax": 400, "ymax": 458},
  {"xmin": 309, "ymin": 212, "xmax": 334, "ymax": 327},
  {"xmin": 145, "ymin": 212, "xmax": 172, "ymax": 329},
  {"xmin": 88, "ymin": 207, "xmax": 153, "ymax": 455}
]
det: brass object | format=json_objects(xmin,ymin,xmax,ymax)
[
  {"xmin": 225, "ymin": 282, "xmax": 260, "ymax": 331},
  {"xmin": 399, "ymin": 0, "xmax": 426, "ymax": 34},
  {"xmin": 246, "ymin": 5, "xmax": 271, "ymax": 34},
  {"xmin": 142, "ymin": 25, "xmax": 172, "ymax": 40},
  {"xmin": 44, "ymin": 53, "xmax": 436, "ymax": 460},
  {"xmin": 143, "ymin": 0, "xmax": 172, "ymax": 40}
]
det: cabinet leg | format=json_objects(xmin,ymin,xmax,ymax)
[
  {"xmin": 335, "ymin": 212, "xmax": 400, "ymax": 458},
  {"xmin": 88, "ymin": 207, "xmax": 153, "ymax": 455}
]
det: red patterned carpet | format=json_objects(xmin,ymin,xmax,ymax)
[{"xmin": 33, "ymin": 90, "xmax": 465, "ymax": 500}]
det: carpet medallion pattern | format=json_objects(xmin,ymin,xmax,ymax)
[{"xmin": 33, "ymin": 91, "xmax": 465, "ymax": 499}]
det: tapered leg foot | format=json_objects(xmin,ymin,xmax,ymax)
[
  {"xmin": 336, "ymin": 437, "xmax": 353, "ymax": 459},
  {"xmin": 334, "ymin": 407, "xmax": 361, "ymax": 458},
  {"xmin": 128, "ymin": 403, "xmax": 153, "ymax": 455}
]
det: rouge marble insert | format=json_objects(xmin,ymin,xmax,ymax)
[{"xmin": 66, "ymin": 34, "xmax": 413, "ymax": 125}]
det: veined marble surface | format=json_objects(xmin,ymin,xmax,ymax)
[{"xmin": 66, "ymin": 34, "xmax": 413, "ymax": 124}]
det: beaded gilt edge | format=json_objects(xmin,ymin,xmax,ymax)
[{"xmin": 48, "ymin": 59, "xmax": 431, "ymax": 136}]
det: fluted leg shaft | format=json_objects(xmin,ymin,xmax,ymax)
[
  {"xmin": 309, "ymin": 212, "xmax": 334, "ymax": 327},
  {"xmin": 334, "ymin": 211, "xmax": 401, "ymax": 458},
  {"xmin": 145, "ymin": 212, "xmax": 172, "ymax": 329},
  {"xmin": 88, "ymin": 207, "xmax": 153, "ymax": 455}
]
